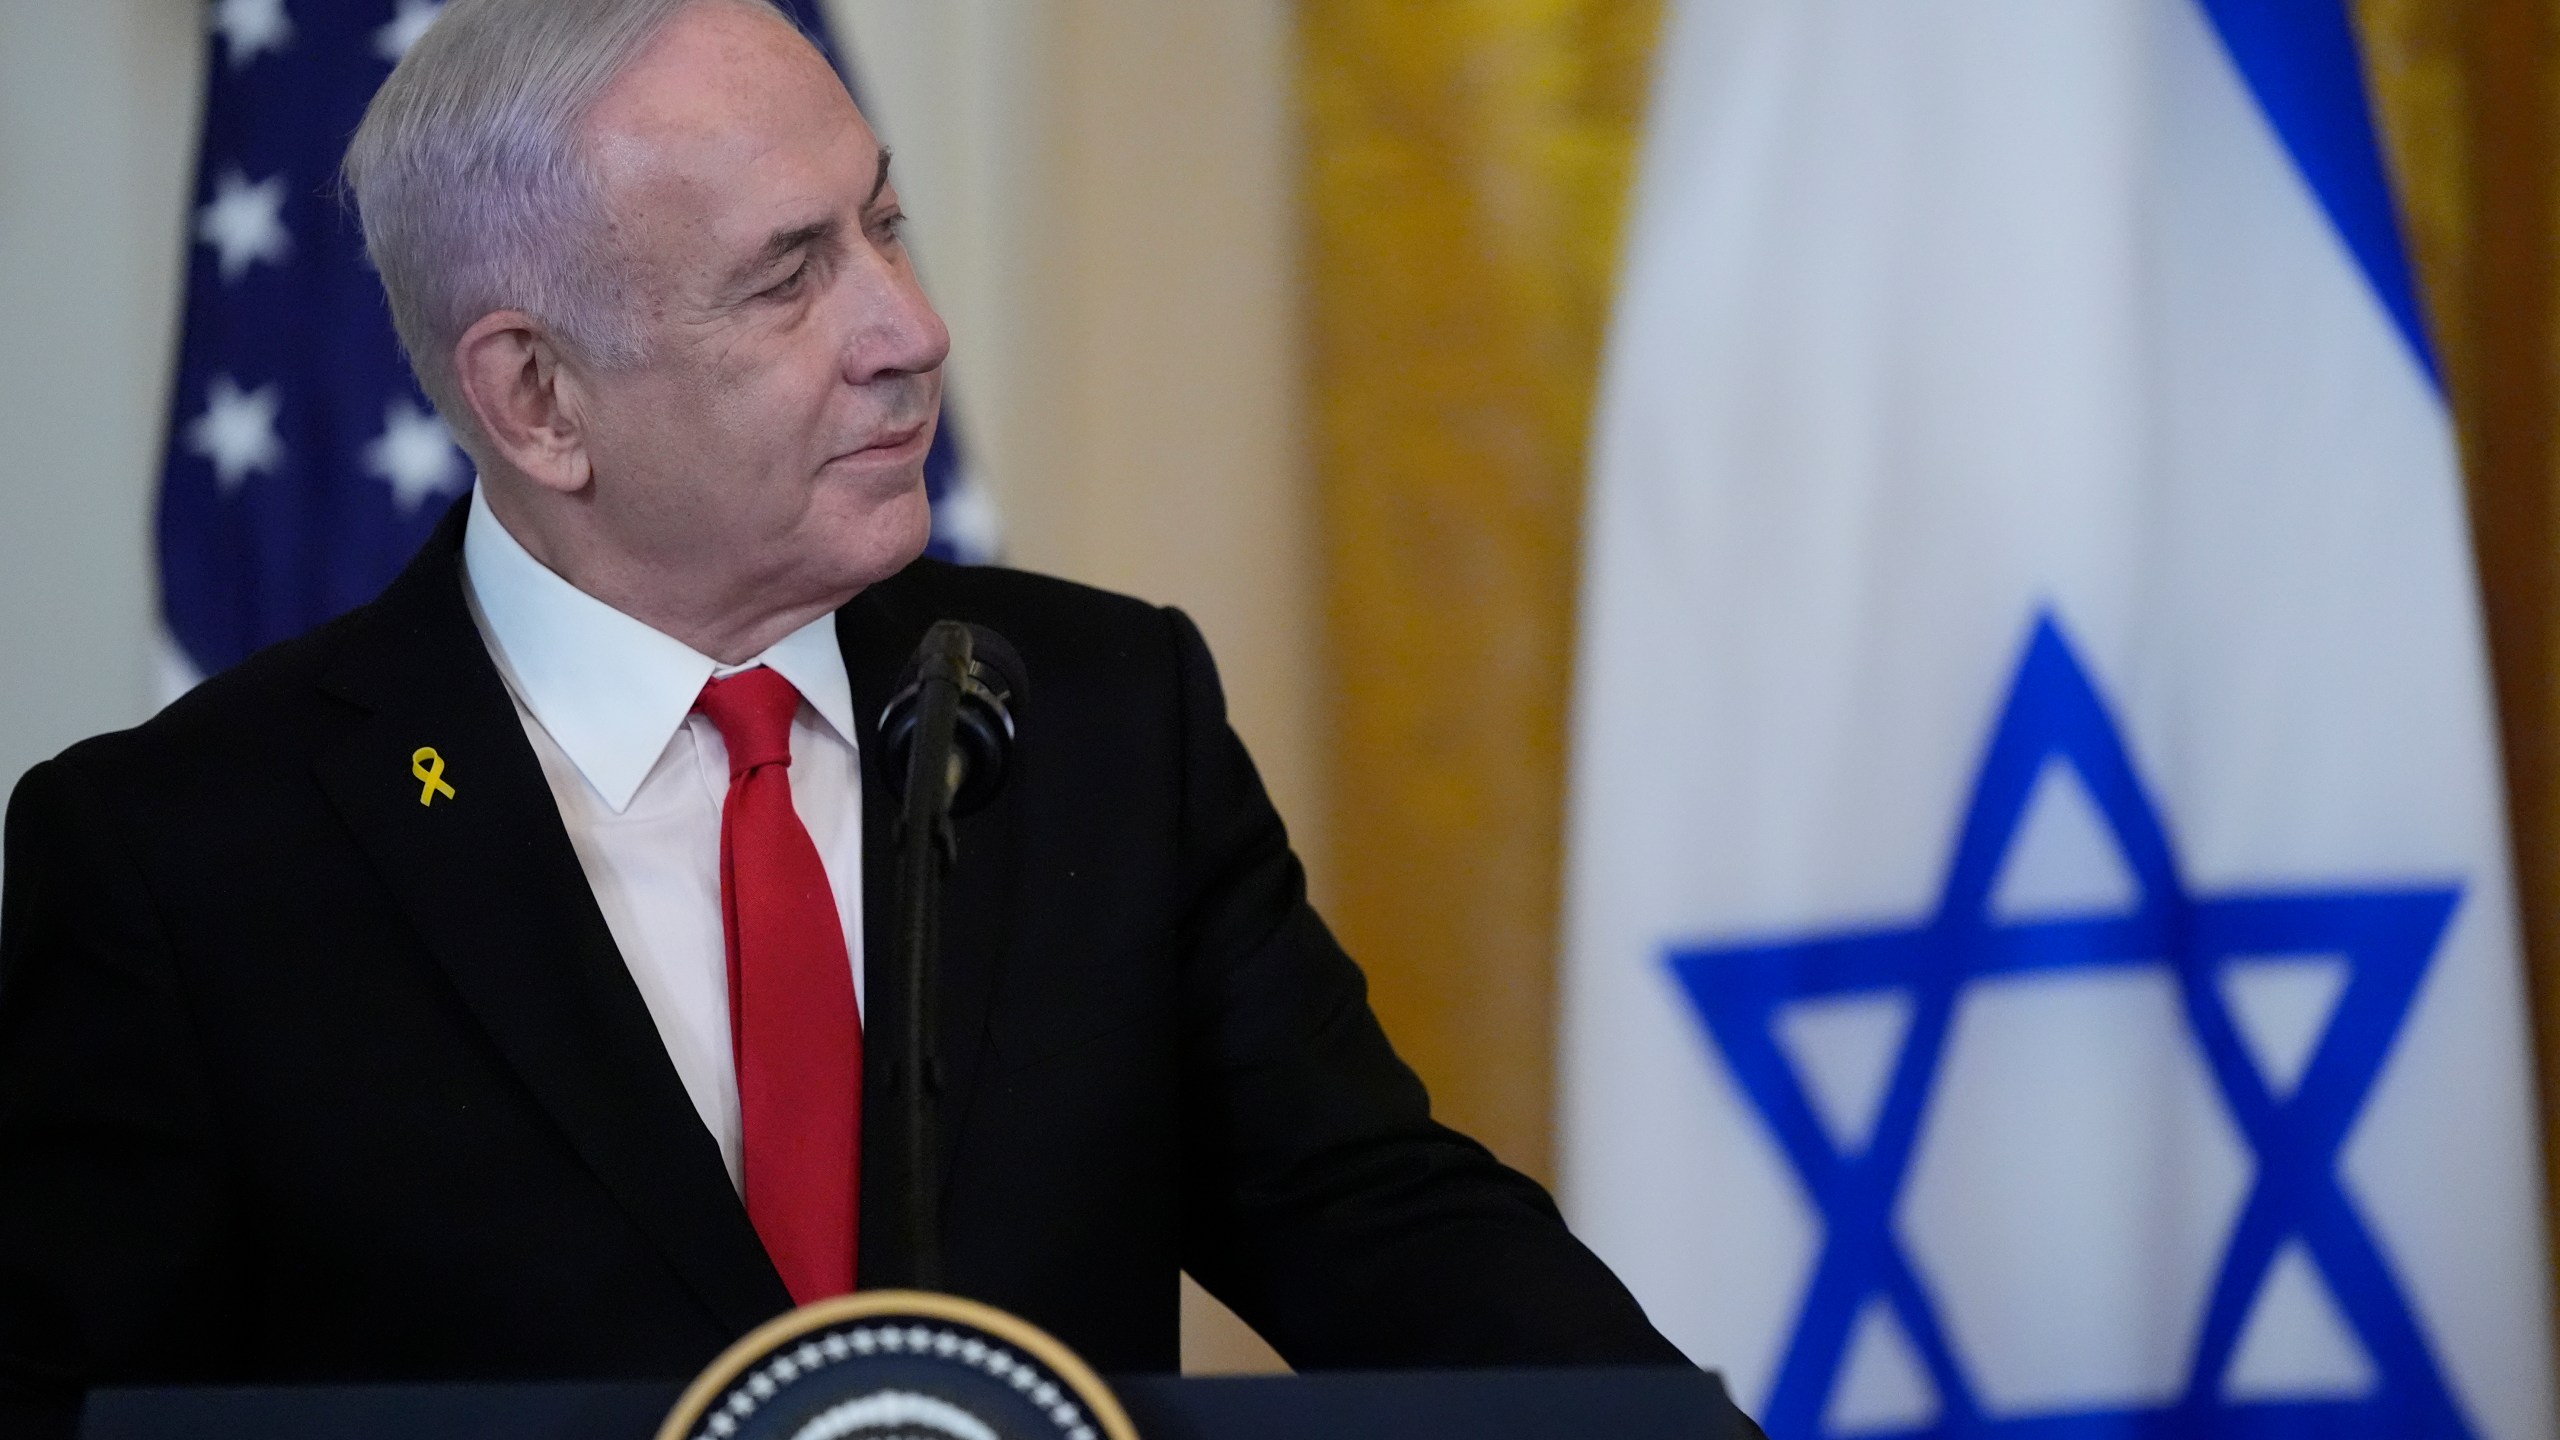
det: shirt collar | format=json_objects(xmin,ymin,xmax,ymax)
[{"xmin": 460, "ymin": 483, "xmax": 858, "ymax": 813}]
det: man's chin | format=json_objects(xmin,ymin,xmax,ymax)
[{"xmin": 822, "ymin": 478, "xmax": 936, "ymax": 590}]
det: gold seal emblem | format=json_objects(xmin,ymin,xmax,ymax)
[{"xmin": 658, "ymin": 1290, "xmax": 1139, "ymax": 1440}]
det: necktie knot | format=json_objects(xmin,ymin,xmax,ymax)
[{"xmin": 695, "ymin": 667, "xmax": 802, "ymax": 777}]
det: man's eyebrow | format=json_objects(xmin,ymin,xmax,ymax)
[{"xmin": 865, "ymin": 147, "xmax": 893, "ymax": 209}]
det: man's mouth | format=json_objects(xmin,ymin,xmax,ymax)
[{"xmin": 838, "ymin": 421, "xmax": 928, "ymax": 462}]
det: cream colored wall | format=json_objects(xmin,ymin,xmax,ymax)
[
  {"xmin": 0, "ymin": 0, "xmax": 199, "ymax": 803},
  {"xmin": 0, "ymin": 0, "xmax": 1309, "ymax": 1378},
  {"xmin": 822, "ymin": 0, "xmax": 1311, "ymax": 1377}
]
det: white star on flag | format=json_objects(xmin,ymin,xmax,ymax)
[
  {"xmin": 374, "ymin": 0, "xmax": 444, "ymax": 63},
  {"xmin": 363, "ymin": 399, "xmax": 467, "ymax": 514},
  {"xmin": 931, "ymin": 469, "xmax": 1005, "ymax": 561},
  {"xmin": 210, "ymin": 0, "xmax": 293, "ymax": 70},
  {"xmin": 196, "ymin": 169, "xmax": 292, "ymax": 283},
  {"xmin": 188, "ymin": 375, "xmax": 285, "ymax": 492}
]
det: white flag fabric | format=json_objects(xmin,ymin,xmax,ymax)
[{"xmin": 1559, "ymin": 3, "xmax": 2558, "ymax": 1438}]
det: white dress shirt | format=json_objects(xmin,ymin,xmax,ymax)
[{"xmin": 459, "ymin": 485, "xmax": 864, "ymax": 1193}]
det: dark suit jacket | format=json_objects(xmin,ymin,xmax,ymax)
[{"xmin": 0, "ymin": 506, "xmax": 1692, "ymax": 1425}]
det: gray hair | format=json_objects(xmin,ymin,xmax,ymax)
[{"xmin": 342, "ymin": 0, "xmax": 795, "ymax": 440}]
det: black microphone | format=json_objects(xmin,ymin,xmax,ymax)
[
  {"xmin": 878, "ymin": 622, "xmax": 1025, "ymax": 819},
  {"xmin": 874, "ymin": 620, "xmax": 1024, "ymax": 1291}
]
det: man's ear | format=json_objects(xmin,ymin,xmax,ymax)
[{"xmin": 452, "ymin": 312, "xmax": 593, "ymax": 496}]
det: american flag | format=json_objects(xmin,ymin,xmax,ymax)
[{"xmin": 158, "ymin": 0, "xmax": 998, "ymax": 687}]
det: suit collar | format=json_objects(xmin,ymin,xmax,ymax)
[{"xmin": 313, "ymin": 501, "xmax": 794, "ymax": 1336}]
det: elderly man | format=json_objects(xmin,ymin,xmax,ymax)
[{"xmin": 0, "ymin": 0, "xmax": 1703, "ymax": 1427}]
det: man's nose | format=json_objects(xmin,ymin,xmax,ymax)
[{"xmin": 841, "ymin": 259, "xmax": 951, "ymax": 385}]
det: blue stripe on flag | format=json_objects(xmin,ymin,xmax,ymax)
[{"xmin": 2191, "ymin": 0, "xmax": 2440, "ymax": 386}]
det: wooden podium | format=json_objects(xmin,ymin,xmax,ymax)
[{"xmin": 77, "ymin": 1368, "xmax": 1757, "ymax": 1439}]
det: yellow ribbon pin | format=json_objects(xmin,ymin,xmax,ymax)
[{"xmin": 412, "ymin": 747, "xmax": 456, "ymax": 807}]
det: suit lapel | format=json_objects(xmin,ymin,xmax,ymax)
[
  {"xmin": 311, "ymin": 512, "xmax": 793, "ymax": 1335},
  {"xmin": 838, "ymin": 574, "xmax": 1019, "ymax": 1289}
]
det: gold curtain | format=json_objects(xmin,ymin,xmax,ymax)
[
  {"xmin": 1301, "ymin": 0, "xmax": 1665, "ymax": 1181},
  {"xmin": 2361, "ymin": 0, "xmax": 2560, "ymax": 1329}
]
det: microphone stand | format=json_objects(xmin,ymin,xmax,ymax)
[{"xmin": 890, "ymin": 622, "xmax": 976, "ymax": 1293}]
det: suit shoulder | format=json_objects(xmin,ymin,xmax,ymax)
[{"xmin": 43, "ymin": 605, "xmax": 373, "ymax": 796}]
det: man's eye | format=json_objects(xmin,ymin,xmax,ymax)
[
  {"xmin": 762, "ymin": 259, "xmax": 812, "ymax": 300},
  {"xmin": 870, "ymin": 210, "xmax": 907, "ymax": 246}
]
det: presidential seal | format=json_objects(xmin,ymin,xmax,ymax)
[{"xmin": 657, "ymin": 1291, "xmax": 1140, "ymax": 1440}]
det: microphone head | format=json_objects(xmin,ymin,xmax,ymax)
[
  {"xmin": 881, "ymin": 622, "xmax": 1025, "ymax": 818},
  {"xmin": 958, "ymin": 624, "xmax": 1028, "ymax": 718}
]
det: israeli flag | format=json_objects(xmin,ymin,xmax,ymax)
[{"xmin": 1559, "ymin": 3, "xmax": 2558, "ymax": 1438}]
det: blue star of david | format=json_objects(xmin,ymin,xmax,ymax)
[{"xmin": 1670, "ymin": 614, "xmax": 2471, "ymax": 1439}]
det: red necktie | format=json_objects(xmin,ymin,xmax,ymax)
[{"xmin": 694, "ymin": 667, "xmax": 861, "ymax": 1304}]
